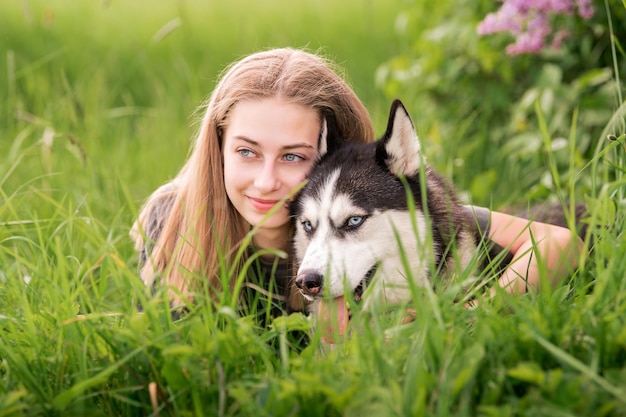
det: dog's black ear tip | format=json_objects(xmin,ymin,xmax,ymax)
[
  {"xmin": 389, "ymin": 99, "xmax": 408, "ymax": 117},
  {"xmin": 391, "ymin": 98, "xmax": 404, "ymax": 106}
]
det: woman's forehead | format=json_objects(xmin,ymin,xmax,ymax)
[{"xmin": 224, "ymin": 97, "xmax": 321, "ymax": 148}]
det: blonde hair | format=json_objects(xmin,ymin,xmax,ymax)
[{"xmin": 132, "ymin": 47, "xmax": 375, "ymax": 307}]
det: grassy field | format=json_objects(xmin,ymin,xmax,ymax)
[{"xmin": 1, "ymin": 0, "xmax": 625, "ymax": 416}]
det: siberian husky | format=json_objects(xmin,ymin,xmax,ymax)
[{"xmin": 290, "ymin": 99, "xmax": 479, "ymax": 339}]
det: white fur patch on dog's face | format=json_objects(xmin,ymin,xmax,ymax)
[{"xmin": 293, "ymin": 167, "xmax": 433, "ymax": 303}]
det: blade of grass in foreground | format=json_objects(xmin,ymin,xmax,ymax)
[
  {"xmin": 532, "ymin": 331, "xmax": 626, "ymax": 403},
  {"xmin": 51, "ymin": 344, "xmax": 148, "ymax": 410}
]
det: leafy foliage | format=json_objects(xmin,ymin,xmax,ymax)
[{"xmin": 377, "ymin": 0, "xmax": 625, "ymax": 207}]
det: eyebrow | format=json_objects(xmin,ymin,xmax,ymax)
[{"xmin": 233, "ymin": 135, "xmax": 316, "ymax": 151}]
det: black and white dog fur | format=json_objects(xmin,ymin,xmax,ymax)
[{"xmin": 290, "ymin": 99, "xmax": 477, "ymax": 332}]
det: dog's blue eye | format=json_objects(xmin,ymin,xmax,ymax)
[
  {"xmin": 302, "ymin": 220, "xmax": 313, "ymax": 233},
  {"xmin": 346, "ymin": 216, "xmax": 364, "ymax": 228}
]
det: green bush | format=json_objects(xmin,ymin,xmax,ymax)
[{"xmin": 377, "ymin": 0, "xmax": 625, "ymax": 207}]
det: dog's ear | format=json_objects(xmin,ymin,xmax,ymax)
[
  {"xmin": 380, "ymin": 99, "xmax": 422, "ymax": 177},
  {"xmin": 318, "ymin": 117, "xmax": 329, "ymax": 158},
  {"xmin": 318, "ymin": 111, "xmax": 343, "ymax": 160}
]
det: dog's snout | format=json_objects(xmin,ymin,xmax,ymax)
[{"xmin": 295, "ymin": 271, "xmax": 323, "ymax": 295}]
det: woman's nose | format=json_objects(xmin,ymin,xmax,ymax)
[{"xmin": 254, "ymin": 161, "xmax": 280, "ymax": 193}]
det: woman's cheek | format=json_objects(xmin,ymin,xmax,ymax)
[
  {"xmin": 304, "ymin": 159, "xmax": 318, "ymax": 177},
  {"xmin": 298, "ymin": 166, "xmax": 314, "ymax": 184}
]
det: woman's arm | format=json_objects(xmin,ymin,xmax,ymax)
[{"xmin": 487, "ymin": 211, "xmax": 584, "ymax": 295}]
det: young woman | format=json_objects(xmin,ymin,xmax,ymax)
[
  {"xmin": 131, "ymin": 47, "xmax": 583, "ymax": 317},
  {"xmin": 132, "ymin": 47, "xmax": 375, "ymax": 315}
]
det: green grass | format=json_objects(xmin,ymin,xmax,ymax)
[{"xmin": 1, "ymin": 0, "xmax": 626, "ymax": 415}]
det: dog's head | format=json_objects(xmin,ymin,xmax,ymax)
[{"xmin": 290, "ymin": 100, "xmax": 436, "ymax": 312}]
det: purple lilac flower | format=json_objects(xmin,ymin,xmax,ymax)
[
  {"xmin": 576, "ymin": 0, "xmax": 594, "ymax": 19},
  {"xmin": 477, "ymin": 0, "xmax": 595, "ymax": 55}
]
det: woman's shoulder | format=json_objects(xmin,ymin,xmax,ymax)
[{"xmin": 130, "ymin": 180, "xmax": 179, "ymax": 253}]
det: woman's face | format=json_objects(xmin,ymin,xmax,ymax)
[{"xmin": 222, "ymin": 97, "xmax": 321, "ymax": 243}]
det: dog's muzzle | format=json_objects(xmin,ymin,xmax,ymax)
[
  {"xmin": 295, "ymin": 270, "xmax": 323, "ymax": 297},
  {"xmin": 295, "ymin": 265, "xmax": 378, "ymax": 301}
]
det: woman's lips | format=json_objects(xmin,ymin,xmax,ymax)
[{"xmin": 248, "ymin": 197, "xmax": 280, "ymax": 212}]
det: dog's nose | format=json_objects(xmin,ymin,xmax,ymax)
[{"xmin": 295, "ymin": 271, "xmax": 323, "ymax": 296}]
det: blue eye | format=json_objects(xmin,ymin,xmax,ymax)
[
  {"xmin": 301, "ymin": 220, "xmax": 313, "ymax": 233},
  {"xmin": 238, "ymin": 149, "xmax": 255, "ymax": 158},
  {"xmin": 346, "ymin": 216, "xmax": 365, "ymax": 229},
  {"xmin": 284, "ymin": 154, "xmax": 304, "ymax": 162}
]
